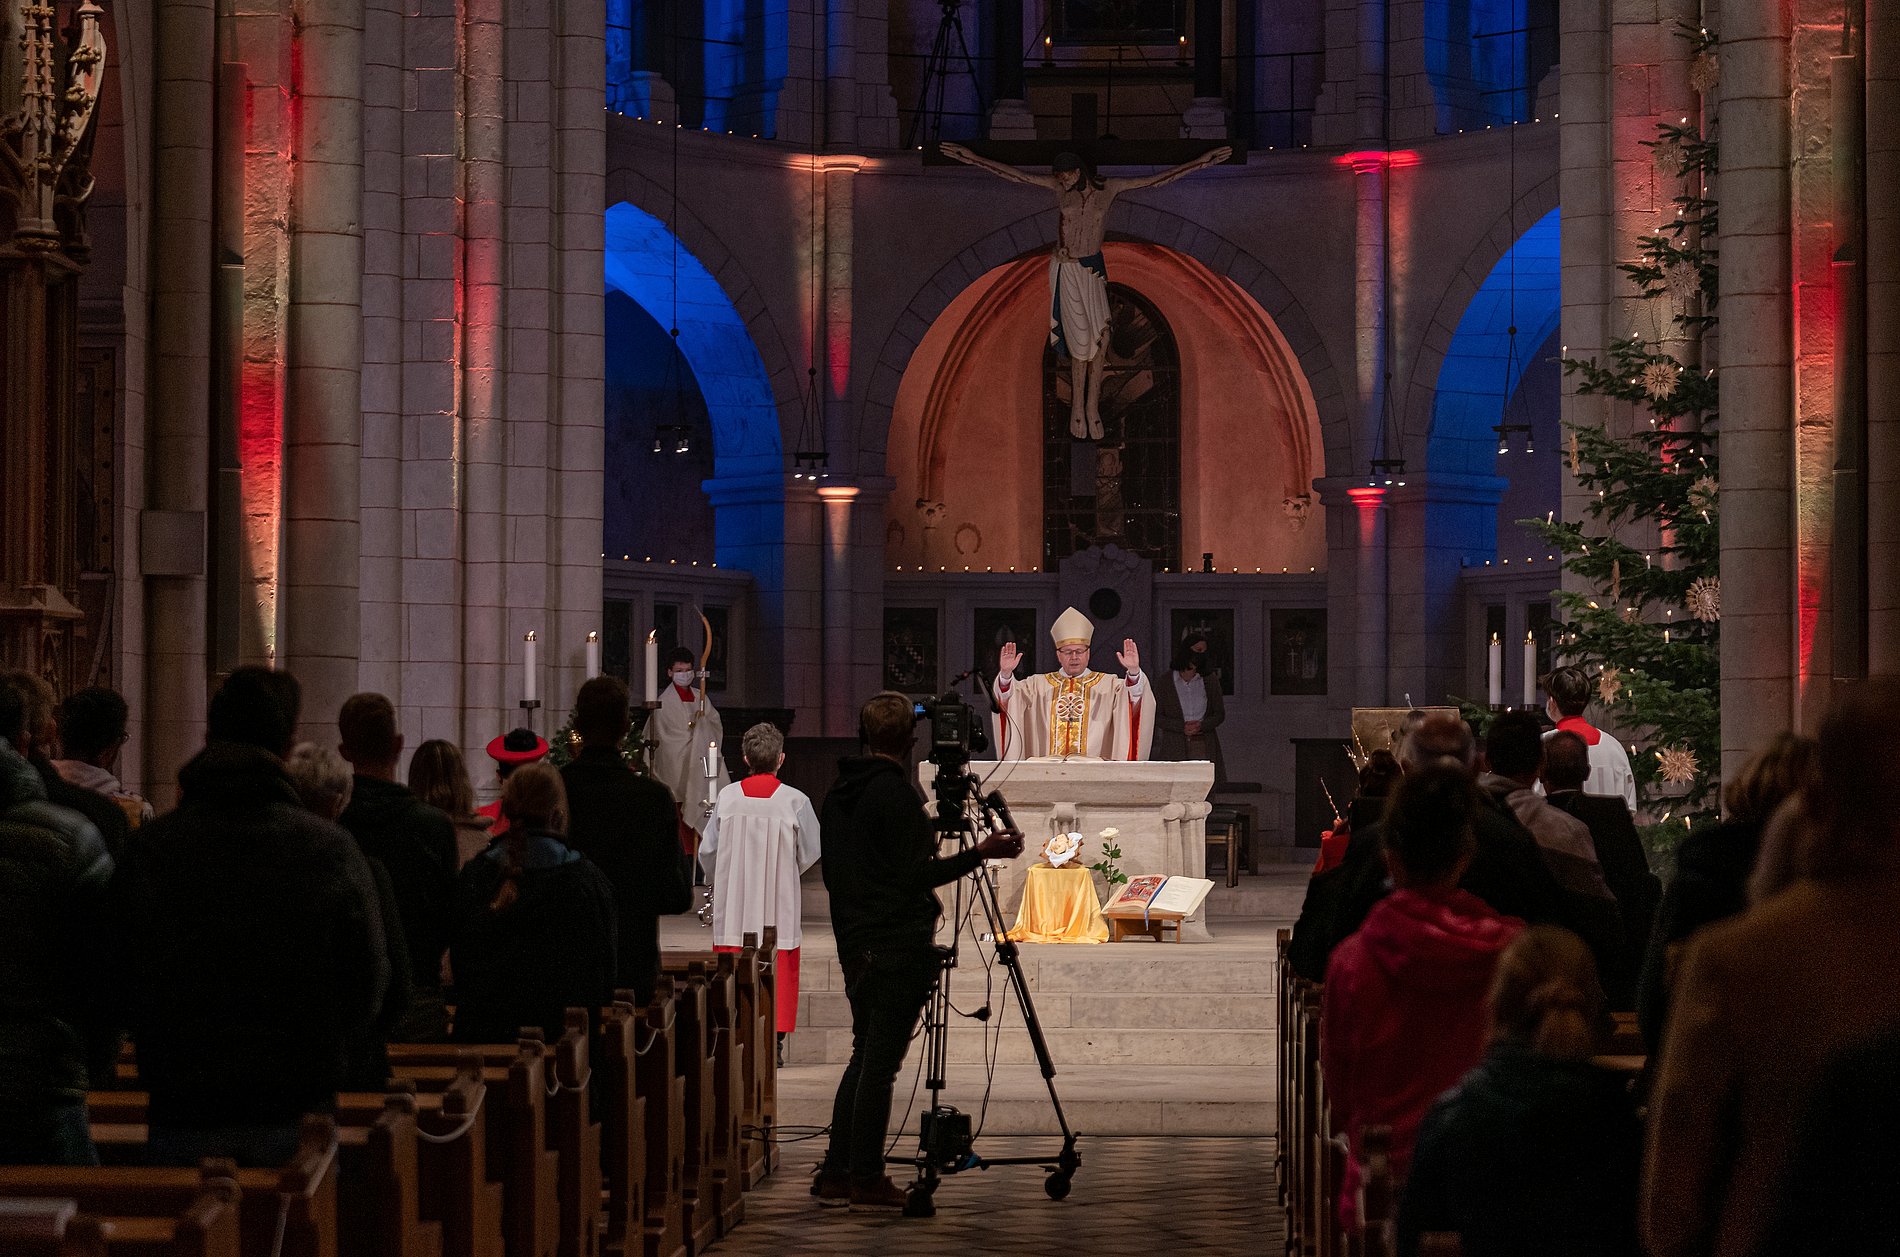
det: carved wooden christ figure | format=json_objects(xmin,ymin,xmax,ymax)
[{"xmin": 940, "ymin": 143, "xmax": 1230, "ymax": 441}]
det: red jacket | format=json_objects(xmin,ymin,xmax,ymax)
[{"xmin": 1321, "ymin": 886, "xmax": 1523, "ymax": 1223}]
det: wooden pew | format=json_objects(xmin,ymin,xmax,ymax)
[
  {"xmin": 342, "ymin": 1070, "xmax": 503, "ymax": 1257},
  {"xmin": 754, "ymin": 928, "xmax": 780, "ymax": 1177},
  {"xmin": 1355, "ymin": 1124, "xmax": 1394, "ymax": 1257},
  {"xmin": 0, "ymin": 1116, "xmax": 330, "ymax": 1257},
  {"xmin": 593, "ymin": 1000, "xmax": 647, "ymax": 1257},
  {"xmin": 665, "ymin": 940, "xmax": 774, "ymax": 1190},
  {"xmin": 1275, "ymin": 928, "xmax": 1293, "ymax": 1209},
  {"xmin": 389, "ymin": 1038, "xmax": 559, "ymax": 1257},
  {"xmin": 549, "ymin": 1010, "xmax": 605, "ymax": 1257},
  {"xmin": 88, "ymin": 1086, "xmax": 477, "ymax": 1257},
  {"xmin": 651, "ymin": 970, "xmax": 716, "ymax": 1256},
  {"xmin": 0, "ymin": 1199, "xmax": 108, "ymax": 1257},
  {"xmin": 98, "ymin": 1185, "xmax": 240, "ymax": 1257},
  {"xmin": 660, "ymin": 957, "xmax": 743, "ymax": 1235},
  {"xmin": 631, "ymin": 986, "xmax": 686, "ymax": 1257}
]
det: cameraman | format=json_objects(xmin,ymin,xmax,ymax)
[{"xmin": 814, "ymin": 692, "xmax": 1023, "ymax": 1211}]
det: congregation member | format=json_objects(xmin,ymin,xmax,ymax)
[
  {"xmin": 1542, "ymin": 731, "xmax": 1660, "ymax": 993},
  {"xmin": 1398, "ymin": 926, "xmax": 1642, "ymax": 1257},
  {"xmin": 1, "ymin": 670, "xmax": 129, "ymax": 858},
  {"xmin": 1634, "ymin": 732, "xmax": 1819, "ymax": 1048},
  {"xmin": 451, "ymin": 762, "xmax": 617, "ymax": 1045},
  {"xmin": 1320, "ymin": 763, "xmax": 1524, "ymax": 1225},
  {"xmin": 560, "ymin": 675, "xmax": 690, "ymax": 1005},
  {"xmin": 815, "ymin": 693, "xmax": 1023, "ymax": 1210},
  {"xmin": 475, "ymin": 726, "xmax": 551, "ymax": 838},
  {"xmin": 1315, "ymin": 750, "xmax": 1401, "ymax": 875},
  {"xmin": 115, "ymin": 668, "xmax": 388, "ymax": 1166},
  {"xmin": 287, "ymin": 742, "xmax": 413, "ymax": 1090},
  {"xmin": 409, "ymin": 738, "xmax": 492, "ymax": 868},
  {"xmin": 648, "ymin": 645, "xmax": 730, "ymax": 846},
  {"xmin": 337, "ymin": 693, "xmax": 457, "ymax": 1038},
  {"xmin": 52, "ymin": 685, "xmax": 153, "ymax": 829},
  {"xmin": 1478, "ymin": 711, "xmax": 1627, "ymax": 997},
  {"xmin": 699, "ymin": 721, "xmax": 821, "ymax": 1047},
  {"xmin": 1541, "ymin": 666, "xmax": 1637, "ymax": 812},
  {"xmin": 1288, "ymin": 714, "xmax": 1562, "ymax": 981},
  {"xmin": 1150, "ymin": 633, "xmax": 1227, "ymax": 782},
  {"xmin": 0, "ymin": 676, "xmax": 115, "ymax": 1167},
  {"xmin": 1643, "ymin": 679, "xmax": 1900, "ymax": 1257}
]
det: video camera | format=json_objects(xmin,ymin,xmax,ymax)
[{"xmin": 914, "ymin": 688, "xmax": 989, "ymax": 764}]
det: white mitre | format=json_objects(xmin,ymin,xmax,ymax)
[{"xmin": 1050, "ymin": 606, "xmax": 1093, "ymax": 649}]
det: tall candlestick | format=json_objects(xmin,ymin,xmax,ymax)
[
  {"xmin": 1522, "ymin": 631, "xmax": 1536, "ymax": 707},
  {"xmin": 585, "ymin": 630, "xmax": 600, "ymax": 679},
  {"xmin": 523, "ymin": 631, "xmax": 538, "ymax": 704},
  {"xmin": 644, "ymin": 630, "xmax": 659, "ymax": 703},
  {"xmin": 1487, "ymin": 633, "xmax": 1502, "ymax": 708}
]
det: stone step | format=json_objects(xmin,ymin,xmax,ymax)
[
  {"xmin": 1205, "ymin": 878, "xmax": 1310, "ymax": 918},
  {"xmin": 797, "ymin": 989, "xmax": 1276, "ymax": 1032},
  {"xmin": 783, "ymin": 1025, "xmax": 1274, "ymax": 1068},
  {"xmin": 797, "ymin": 948, "xmax": 1279, "ymax": 997},
  {"xmin": 774, "ymin": 1063, "xmax": 1273, "ymax": 1138}
]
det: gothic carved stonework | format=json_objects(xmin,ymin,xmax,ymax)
[{"xmin": 1, "ymin": 0, "xmax": 105, "ymax": 251}]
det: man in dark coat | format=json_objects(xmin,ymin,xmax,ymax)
[
  {"xmin": 814, "ymin": 692, "xmax": 1023, "ymax": 1210},
  {"xmin": 559, "ymin": 675, "xmax": 690, "ymax": 1005},
  {"xmin": 1288, "ymin": 714, "xmax": 1566, "ymax": 982},
  {"xmin": 1544, "ymin": 729, "xmax": 1660, "ymax": 1000},
  {"xmin": 0, "ymin": 678, "xmax": 116, "ymax": 1166},
  {"xmin": 0, "ymin": 670, "xmax": 129, "ymax": 859},
  {"xmin": 1150, "ymin": 635, "xmax": 1228, "ymax": 784},
  {"xmin": 115, "ymin": 667, "xmax": 388, "ymax": 1166},
  {"xmin": 337, "ymin": 692, "xmax": 456, "ymax": 1039}
]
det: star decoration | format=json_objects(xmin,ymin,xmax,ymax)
[
  {"xmin": 1597, "ymin": 666, "xmax": 1623, "ymax": 704},
  {"xmin": 1686, "ymin": 575, "xmax": 1721, "ymax": 622},
  {"xmin": 1657, "ymin": 745, "xmax": 1699, "ymax": 786},
  {"xmin": 1567, "ymin": 430, "xmax": 1582, "ymax": 476},
  {"xmin": 1690, "ymin": 50, "xmax": 1721, "ymax": 95},
  {"xmin": 1652, "ymin": 136, "xmax": 1682, "ymax": 173},
  {"xmin": 1688, "ymin": 475, "xmax": 1718, "ymax": 513},
  {"xmin": 1665, "ymin": 260, "xmax": 1701, "ymax": 306},
  {"xmin": 1642, "ymin": 361, "xmax": 1679, "ymax": 401}
]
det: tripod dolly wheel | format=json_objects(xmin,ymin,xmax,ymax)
[
  {"xmin": 903, "ymin": 1180, "xmax": 939, "ymax": 1218},
  {"xmin": 1044, "ymin": 1171, "xmax": 1073, "ymax": 1201}
]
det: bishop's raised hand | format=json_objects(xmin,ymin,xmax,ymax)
[
  {"xmin": 1116, "ymin": 639, "xmax": 1140, "ymax": 674},
  {"xmin": 999, "ymin": 642, "xmax": 1021, "ymax": 677}
]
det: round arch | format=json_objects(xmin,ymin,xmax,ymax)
[
  {"xmin": 604, "ymin": 201, "xmax": 783, "ymax": 476},
  {"xmin": 858, "ymin": 204, "xmax": 1352, "ymax": 480}
]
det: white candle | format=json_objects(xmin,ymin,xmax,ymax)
[
  {"xmin": 644, "ymin": 630, "xmax": 659, "ymax": 703},
  {"xmin": 523, "ymin": 631, "xmax": 538, "ymax": 703},
  {"xmin": 585, "ymin": 630, "xmax": 600, "ymax": 679},
  {"xmin": 1487, "ymin": 633, "xmax": 1502, "ymax": 708},
  {"xmin": 1522, "ymin": 632, "xmax": 1536, "ymax": 707}
]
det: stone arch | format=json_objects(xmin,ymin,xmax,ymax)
[
  {"xmin": 857, "ymin": 203, "xmax": 1352, "ymax": 479},
  {"xmin": 604, "ymin": 158, "xmax": 802, "ymax": 461},
  {"xmin": 1401, "ymin": 171, "xmax": 1559, "ymax": 465}
]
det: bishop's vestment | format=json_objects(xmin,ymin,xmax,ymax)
[{"xmin": 991, "ymin": 669, "xmax": 1153, "ymax": 761}]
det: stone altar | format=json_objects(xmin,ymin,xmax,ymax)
[{"xmin": 920, "ymin": 758, "xmax": 1218, "ymax": 941}]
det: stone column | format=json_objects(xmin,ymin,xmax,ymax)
[
  {"xmin": 821, "ymin": 158, "xmax": 862, "ymax": 461},
  {"xmin": 1316, "ymin": 478, "xmax": 1389, "ymax": 707},
  {"xmin": 826, "ymin": 0, "xmax": 858, "ymax": 147},
  {"xmin": 1387, "ymin": 473, "xmax": 1507, "ymax": 706},
  {"xmin": 818, "ymin": 484, "xmax": 859, "ymax": 736},
  {"xmin": 988, "ymin": 0, "xmax": 1036, "ymax": 139},
  {"xmin": 1867, "ymin": 0, "xmax": 1900, "ymax": 669},
  {"xmin": 1718, "ymin": 0, "xmax": 1795, "ymax": 773},
  {"xmin": 280, "ymin": 0, "xmax": 365, "ymax": 732},
  {"xmin": 142, "ymin": 0, "xmax": 216, "ymax": 805}
]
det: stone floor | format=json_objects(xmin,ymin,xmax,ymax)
[{"xmin": 702, "ymin": 1136, "xmax": 1284, "ymax": 1255}]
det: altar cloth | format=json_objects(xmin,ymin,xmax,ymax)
[{"xmin": 1003, "ymin": 863, "xmax": 1109, "ymax": 944}]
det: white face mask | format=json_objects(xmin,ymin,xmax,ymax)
[{"xmin": 671, "ymin": 668, "xmax": 695, "ymax": 687}]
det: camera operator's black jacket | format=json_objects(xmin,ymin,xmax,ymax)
[{"xmin": 820, "ymin": 755, "xmax": 987, "ymax": 963}]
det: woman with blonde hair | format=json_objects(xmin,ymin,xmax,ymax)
[
  {"xmin": 408, "ymin": 739, "xmax": 491, "ymax": 868},
  {"xmin": 1398, "ymin": 926, "xmax": 1642, "ymax": 1257},
  {"xmin": 449, "ymin": 762, "xmax": 617, "ymax": 1043}
]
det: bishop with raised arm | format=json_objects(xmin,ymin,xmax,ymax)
[{"xmin": 991, "ymin": 607, "xmax": 1153, "ymax": 761}]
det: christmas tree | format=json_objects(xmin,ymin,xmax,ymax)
[{"xmin": 1526, "ymin": 26, "xmax": 1722, "ymax": 832}]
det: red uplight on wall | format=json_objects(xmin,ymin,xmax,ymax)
[{"xmin": 1336, "ymin": 150, "xmax": 1421, "ymax": 173}]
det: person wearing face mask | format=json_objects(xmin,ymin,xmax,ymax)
[
  {"xmin": 991, "ymin": 607, "xmax": 1152, "ymax": 761},
  {"xmin": 647, "ymin": 646, "xmax": 731, "ymax": 847}
]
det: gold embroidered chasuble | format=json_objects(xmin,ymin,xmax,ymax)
[{"xmin": 990, "ymin": 668, "xmax": 1153, "ymax": 761}]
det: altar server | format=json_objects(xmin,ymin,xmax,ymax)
[
  {"xmin": 698, "ymin": 722, "xmax": 821, "ymax": 1037},
  {"xmin": 992, "ymin": 606, "xmax": 1153, "ymax": 761},
  {"xmin": 649, "ymin": 645, "xmax": 731, "ymax": 837}
]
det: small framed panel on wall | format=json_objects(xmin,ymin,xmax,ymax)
[
  {"xmin": 884, "ymin": 607, "xmax": 939, "ymax": 694},
  {"xmin": 1270, "ymin": 608, "xmax": 1328, "ymax": 696},
  {"xmin": 703, "ymin": 607, "xmax": 731, "ymax": 692},
  {"xmin": 974, "ymin": 607, "xmax": 1038, "ymax": 680},
  {"xmin": 653, "ymin": 603, "xmax": 681, "ymax": 661},
  {"xmin": 1167, "ymin": 608, "xmax": 1237, "ymax": 695}
]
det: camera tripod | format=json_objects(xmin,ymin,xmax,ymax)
[
  {"xmin": 892, "ymin": 757, "xmax": 1081, "ymax": 1216},
  {"xmin": 904, "ymin": 0, "xmax": 985, "ymax": 150}
]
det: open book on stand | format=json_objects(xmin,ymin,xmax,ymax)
[{"xmin": 1101, "ymin": 875, "xmax": 1215, "ymax": 922}]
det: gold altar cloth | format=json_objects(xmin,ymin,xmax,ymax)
[{"xmin": 1003, "ymin": 863, "xmax": 1109, "ymax": 944}]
